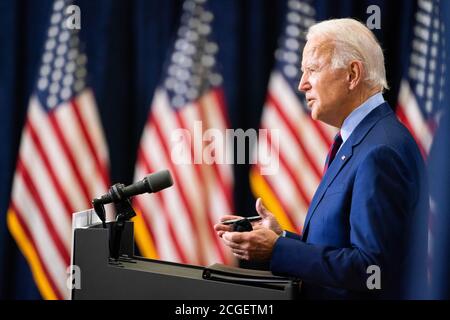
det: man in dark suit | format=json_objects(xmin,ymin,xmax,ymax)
[{"xmin": 214, "ymin": 18, "xmax": 428, "ymax": 299}]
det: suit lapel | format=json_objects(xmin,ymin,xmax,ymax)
[{"xmin": 301, "ymin": 103, "xmax": 393, "ymax": 240}]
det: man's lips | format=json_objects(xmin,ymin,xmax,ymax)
[{"xmin": 306, "ymin": 98, "xmax": 315, "ymax": 107}]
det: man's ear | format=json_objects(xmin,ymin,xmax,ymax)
[{"xmin": 347, "ymin": 60, "xmax": 364, "ymax": 90}]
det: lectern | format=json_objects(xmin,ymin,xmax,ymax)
[{"xmin": 70, "ymin": 210, "xmax": 300, "ymax": 300}]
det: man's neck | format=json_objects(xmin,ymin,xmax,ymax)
[{"xmin": 338, "ymin": 87, "xmax": 381, "ymax": 128}]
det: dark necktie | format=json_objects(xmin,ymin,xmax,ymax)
[{"xmin": 324, "ymin": 132, "xmax": 343, "ymax": 174}]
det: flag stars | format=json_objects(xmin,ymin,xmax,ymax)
[
  {"xmin": 63, "ymin": 74, "xmax": 73, "ymax": 87},
  {"xmin": 65, "ymin": 61, "xmax": 76, "ymax": 73},
  {"xmin": 165, "ymin": 0, "xmax": 221, "ymax": 107},
  {"xmin": 40, "ymin": 64, "xmax": 51, "ymax": 77},
  {"xmin": 52, "ymin": 69, "xmax": 63, "ymax": 82},
  {"xmin": 286, "ymin": 25, "xmax": 301, "ymax": 37},
  {"xmin": 205, "ymin": 42, "xmax": 218, "ymax": 54},
  {"xmin": 51, "ymin": 13, "xmax": 62, "ymax": 25},
  {"xmin": 47, "ymin": 95, "xmax": 58, "ymax": 109},
  {"xmin": 284, "ymin": 65, "xmax": 298, "ymax": 78},
  {"xmin": 275, "ymin": 0, "xmax": 315, "ymax": 87},
  {"xmin": 48, "ymin": 26, "xmax": 58, "ymax": 38},
  {"xmin": 57, "ymin": 43, "xmax": 68, "ymax": 56},
  {"xmin": 74, "ymin": 80, "xmax": 85, "ymax": 93},
  {"xmin": 60, "ymin": 87, "xmax": 72, "ymax": 101},
  {"xmin": 288, "ymin": 12, "xmax": 301, "ymax": 24},
  {"xmin": 49, "ymin": 82, "xmax": 60, "ymax": 95},
  {"xmin": 53, "ymin": 0, "xmax": 65, "ymax": 11},
  {"xmin": 59, "ymin": 31, "xmax": 70, "ymax": 43},
  {"xmin": 285, "ymin": 38, "xmax": 300, "ymax": 51},
  {"xmin": 46, "ymin": 39, "xmax": 57, "ymax": 51},
  {"xmin": 54, "ymin": 56, "xmax": 65, "ymax": 69},
  {"xmin": 38, "ymin": 78, "xmax": 49, "ymax": 91}
]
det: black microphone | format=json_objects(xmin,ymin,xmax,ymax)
[{"xmin": 97, "ymin": 170, "xmax": 173, "ymax": 204}]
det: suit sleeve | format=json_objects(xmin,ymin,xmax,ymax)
[
  {"xmin": 270, "ymin": 146, "xmax": 414, "ymax": 292},
  {"xmin": 284, "ymin": 230, "xmax": 302, "ymax": 241}
]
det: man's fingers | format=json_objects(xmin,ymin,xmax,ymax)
[
  {"xmin": 231, "ymin": 248, "xmax": 246, "ymax": 256},
  {"xmin": 214, "ymin": 223, "xmax": 232, "ymax": 233},
  {"xmin": 255, "ymin": 198, "xmax": 270, "ymax": 218},
  {"xmin": 220, "ymin": 215, "xmax": 243, "ymax": 223},
  {"xmin": 221, "ymin": 236, "xmax": 243, "ymax": 249},
  {"xmin": 232, "ymin": 252, "xmax": 248, "ymax": 260},
  {"xmin": 222, "ymin": 231, "xmax": 247, "ymax": 243}
]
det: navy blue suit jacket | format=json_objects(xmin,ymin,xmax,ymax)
[{"xmin": 270, "ymin": 103, "xmax": 428, "ymax": 299}]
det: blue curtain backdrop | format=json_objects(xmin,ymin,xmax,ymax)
[{"xmin": 0, "ymin": 0, "xmax": 425, "ymax": 299}]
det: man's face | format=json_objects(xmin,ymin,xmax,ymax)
[{"xmin": 298, "ymin": 36, "xmax": 349, "ymax": 127}]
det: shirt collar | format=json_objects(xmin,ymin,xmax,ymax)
[{"xmin": 340, "ymin": 92, "xmax": 385, "ymax": 145}]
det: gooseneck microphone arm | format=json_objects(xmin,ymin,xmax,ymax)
[
  {"xmin": 92, "ymin": 170, "xmax": 173, "ymax": 226},
  {"xmin": 91, "ymin": 170, "xmax": 173, "ymax": 260}
]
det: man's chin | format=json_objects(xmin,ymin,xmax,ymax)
[{"xmin": 310, "ymin": 108, "xmax": 320, "ymax": 121}]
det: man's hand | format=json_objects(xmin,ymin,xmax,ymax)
[
  {"xmin": 221, "ymin": 228, "xmax": 279, "ymax": 261},
  {"xmin": 213, "ymin": 198, "xmax": 283, "ymax": 261},
  {"xmin": 213, "ymin": 198, "xmax": 283, "ymax": 238},
  {"xmin": 253, "ymin": 198, "xmax": 283, "ymax": 236}
]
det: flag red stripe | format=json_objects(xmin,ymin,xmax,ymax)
[
  {"xmin": 48, "ymin": 112, "xmax": 92, "ymax": 206},
  {"xmin": 152, "ymin": 118, "xmax": 204, "ymax": 264},
  {"xmin": 138, "ymin": 146, "xmax": 188, "ymax": 263},
  {"xmin": 267, "ymin": 93, "xmax": 323, "ymax": 180},
  {"xmin": 71, "ymin": 100, "xmax": 109, "ymax": 187},
  {"xmin": 17, "ymin": 160, "xmax": 70, "ymax": 265},
  {"xmin": 175, "ymin": 111, "xmax": 229, "ymax": 264},
  {"xmin": 10, "ymin": 202, "xmax": 63, "ymax": 300},
  {"xmin": 27, "ymin": 121, "xmax": 74, "ymax": 218}
]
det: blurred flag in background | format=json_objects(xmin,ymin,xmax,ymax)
[
  {"xmin": 132, "ymin": 0, "xmax": 235, "ymax": 266},
  {"xmin": 6, "ymin": 0, "xmax": 110, "ymax": 299}
]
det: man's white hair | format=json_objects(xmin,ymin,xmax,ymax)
[{"xmin": 307, "ymin": 18, "xmax": 389, "ymax": 91}]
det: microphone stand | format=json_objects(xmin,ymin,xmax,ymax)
[{"xmin": 92, "ymin": 183, "xmax": 137, "ymax": 262}]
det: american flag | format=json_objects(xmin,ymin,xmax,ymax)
[
  {"xmin": 132, "ymin": 0, "xmax": 235, "ymax": 266},
  {"xmin": 396, "ymin": 0, "xmax": 447, "ymax": 297},
  {"xmin": 7, "ymin": 0, "xmax": 110, "ymax": 299},
  {"xmin": 396, "ymin": 0, "xmax": 446, "ymax": 157},
  {"xmin": 250, "ymin": 0, "xmax": 335, "ymax": 233}
]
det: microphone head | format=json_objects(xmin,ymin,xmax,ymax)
[{"xmin": 145, "ymin": 170, "xmax": 173, "ymax": 193}]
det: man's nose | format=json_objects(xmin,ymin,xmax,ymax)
[{"xmin": 298, "ymin": 73, "xmax": 310, "ymax": 92}]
